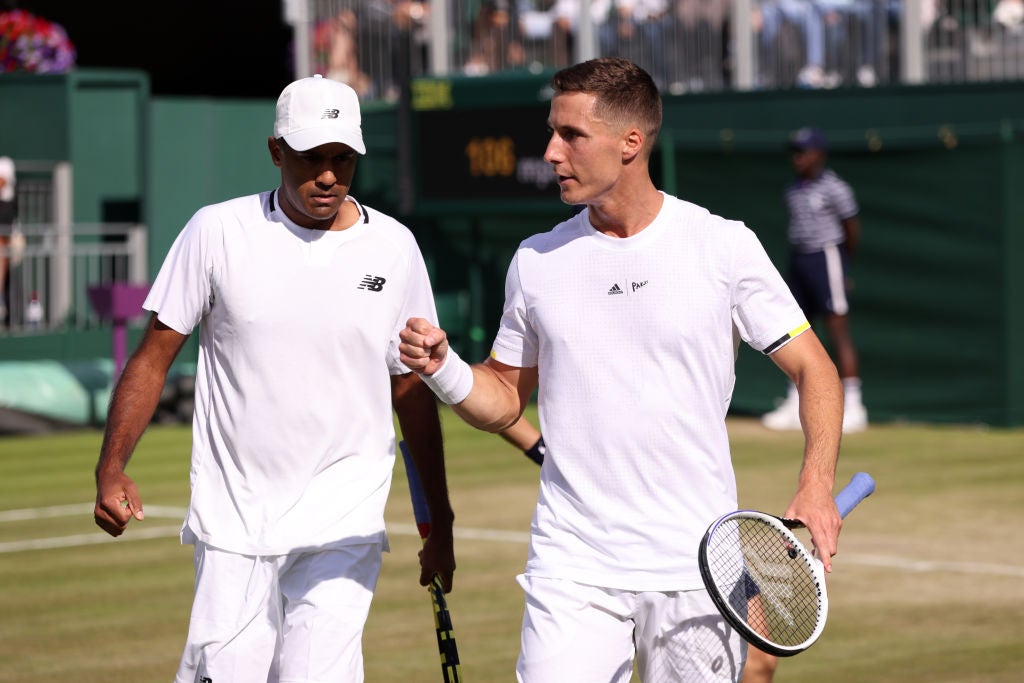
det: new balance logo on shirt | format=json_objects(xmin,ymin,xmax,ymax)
[
  {"xmin": 322, "ymin": 108, "xmax": 340, "ymax": 119},
  {"xmin": 608, "ymin": 284, "xmax": 623, "ymax": 295},
  {"xmin": 358, "ymin": 275, "xmax": 386, "ymax": 292}
]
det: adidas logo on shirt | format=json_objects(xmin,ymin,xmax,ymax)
[{"xmin": 608, "ymin": 284, "xmax": 624, "ymax": 295}]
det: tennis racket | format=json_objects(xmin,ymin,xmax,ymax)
[
  {"xmin": 399, "ymin": 440, "xmax": 463, "ymax": 683},
  {"xmin": 698, "ymin": 471, "xmax": 876, "ymax": 657}
]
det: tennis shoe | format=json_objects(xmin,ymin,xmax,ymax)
[
  {"xmin": 796, "ymin": 65, "xmax": 825, "ymax": 89},
  {"xmin": 761, "ymin": 397, "xmax": 801, "ymax": 431},
  {"xmin": 843, "ymin": 401, "xmax": 869, "ymax": 433}
]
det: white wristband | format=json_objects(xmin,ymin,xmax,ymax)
[{"xmin": 420, "ymin": 348, "xmax": 474, "ymax": 405}]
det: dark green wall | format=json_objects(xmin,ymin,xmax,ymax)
[
  {"xmin": 0, "ymin": 69, "xmax": 148, "ymax": 223},
  {"xmin": 146, "ymin": 97, "xmax": 280, "ymax": 264}
]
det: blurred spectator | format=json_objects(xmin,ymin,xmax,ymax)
[
  {"xmin": 672, "ymin": 0, "xmax": 731, "ymax": 91},
  {"xmin": 754, "ymin": 0, "xmax": 830, "ymax": 87},
  {"xmin": 549, "ymin": 0, "xmax": 614, "ymax": 66},
  {"xmin": 604, "ymin": 0, "xmax": 675, "ymax": 88},
  {"xmin": 313, "ymin": 8, "xmax": 374, "ymax": 97},
  {"xmin": 391, "ymin": 0, "xmax": 431, "ymax": 90},
  {"xmin": 464, "ymin": 0, "xmax": 527, "ymax": 74},
  {"xmin": 516, "ymin": 0, "xmax": 560, "ymax": 70},
  {"xmin": 994, "ymin": 0, "xmax": 1024, "ymax": 33},
  {"xmin": 817, "ymin": 0, "xmax": 939, "ymax": 87},
  {"xmin": 817, "ymin": 0, "xmax": 892, "ymax": 86}
]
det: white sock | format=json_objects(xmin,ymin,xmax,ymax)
[{"xmin": 843, "ymin": 377, "xmax": 863, "ymax": 406}]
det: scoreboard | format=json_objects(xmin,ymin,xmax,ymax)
[{"xmin": 410, "ymin": 75, "xmax": 565, "ymax": 214}]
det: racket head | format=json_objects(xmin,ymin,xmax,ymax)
[{"xmin": 698, "ymin": 510, "xmax": 828, "ymax": 657}]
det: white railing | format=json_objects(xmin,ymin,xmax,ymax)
[
  {"xmin": 1, "ymin": 222, "xmax": 148, "ymax": 335},
  {"xmin": 284, "ymin": 0, "xmax": 1024, "ymax": 97}
]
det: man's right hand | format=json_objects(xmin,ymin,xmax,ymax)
[
  {"xmin": 94, "ymin": 471, "xmax": 144, "ymax": 537},
  {"xmin": 399, "ymin": 317, "xmax": 451, "ymax": 376}
]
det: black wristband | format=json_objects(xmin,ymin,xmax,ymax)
[{"xmin": 523, "ymin": 435, "xmax": 546, "ymax": 466}]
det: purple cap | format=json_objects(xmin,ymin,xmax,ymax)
[{"xmin": 788, "ymin": 127, "xmax": 828, "ymax": 152}]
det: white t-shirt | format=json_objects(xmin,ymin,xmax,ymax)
[
  {"xmin": 145, "ymin": 190, "xmax": 438, "ymax": 555},
  {"xmin": 491, "ymin": 194, "xmax": 808, "ymax": 591}
]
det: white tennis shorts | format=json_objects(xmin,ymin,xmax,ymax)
[
  {"xmin": 174, "ymin": 540, "xmax": 383, "ymax": 683},
  {"xmin": 515, "ymin": 575, "xmax": 747, "ymax": 683}
]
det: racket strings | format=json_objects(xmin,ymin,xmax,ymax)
[{"xmin": 706, "ymin": 517, "xmax": 822, "ymax": 648}]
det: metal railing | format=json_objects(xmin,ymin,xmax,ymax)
[
  {"xmin": 283, "ymin": 0, "xmax": 1024, "ymax": 97},
  {"xmin": 0, "ymin": 222, "xmax": 148, "ymax": 335},
  {"xmin": 1, "ymin": 162, "xmax": 148, "ymax": 336}
]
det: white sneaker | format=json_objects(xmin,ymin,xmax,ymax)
[
  {"xmin": 843, "ymin": 402, "xmax": 869, "ymax": 433},
  {"xmin": 796, "ymin": 65, "xmax": 825, "ymax": 89},
  {"xmin": 856, "ymin": 65, "xmax": 877, "ymax": 88},
  {"xmin": 762, "ymin": 398, "xmax": 801, "ymax": 431},
  {"xmin": 823, "ymin": 70, "xmax": 843, "ymax": 89}
]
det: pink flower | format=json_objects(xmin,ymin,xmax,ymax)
[{"xmin": 0, "ymin": 9, "xmax": 77, "ymax": 74}]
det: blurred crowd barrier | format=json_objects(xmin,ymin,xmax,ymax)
[
  {"xmin": 0, "ymin": 161, "xmax": 148, "ymax": 336},
  {"xmin": 285, "ymin": 0, "xmax": 1024, "ymax": 96}
]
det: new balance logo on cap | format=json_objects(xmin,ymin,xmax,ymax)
[
  {"xmin": 608, "ymin": 284, "xmax": 623, "ymax": 295},
  {"xmin": 273, "ymin": 74, "xmax": 366, "ymax": 154},
  {"xmin": 358, "ymin": 275, "xmax": 386, "ymax": 292}
]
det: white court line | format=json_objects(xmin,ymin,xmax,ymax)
[
  {"xmin": 0, "ymin": 503, "xmax": 187, "ymax": 522},
  {"xmin": 0, "ymin": 526, "xmax": 185, "ymax": 553},
  {"xmin": 842, "ymin": 554, "xmax": 1024, "ymax": 578},
  {"xmin": 2, "ymin": 505, "xmax": 1022, "ymax": 578}
]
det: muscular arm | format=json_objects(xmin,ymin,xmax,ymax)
[
  {"xmin": 767, "ymin": 329, "xmax": 844, "ymax": 571},
  {"xmin": 94, "ymin": 314, "xmax": 189, "ymax": 536},
  {"xmin": 399, "ymin": 317, "xmax": 538, "ymax": 433},
  {"xmin": 452, "ymin": 358, "xmax": 537, "ymax": 433},
  {"xmin": 391, "ymin": 371, "xmax": 457, "ymax": 591}
]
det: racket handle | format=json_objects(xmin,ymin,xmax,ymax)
[
  {"xmin": 399, "ymin": 440, "xmax": 432, "ymax": 540},
  {"xmin": 835, "ymin": 472, "xmax": 875, "ymax": 518}
]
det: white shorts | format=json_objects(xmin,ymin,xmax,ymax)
[
  {"xmin": 515, "ymin": 575, "xmax": 746, "ymax": 683},
  {"xmin": 174, "ymin": 541, "xmax": 383, "ymax": 683}
]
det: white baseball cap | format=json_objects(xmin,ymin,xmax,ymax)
[{"xmin": 274, "ymin": 74, "xmax": 366, "ymax": 155}]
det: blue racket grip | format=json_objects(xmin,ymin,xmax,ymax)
[
  {"xmin": 835, "ymin": 472, "xmax": 875, "ymax": 518},
  {"xmin": 399, "ymin": 440, "xmax": 432, "ymax": 529}
]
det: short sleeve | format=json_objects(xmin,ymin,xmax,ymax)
[
  {"xmin": 144, "ymin": 212, "xmax": 214, "ymax": 335},
  {"xmin": 489, "ymin": 250, "xmax": 539, "ymax": 368},
  {"xmin": 729, "ymin": 225, "xmax": 809, "ymax": 354}
]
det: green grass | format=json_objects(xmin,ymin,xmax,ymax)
[{"xmin": 1, "ymin": 410, "xmax": 1022, "ymax": 682}]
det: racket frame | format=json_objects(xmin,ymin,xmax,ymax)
[
  {"xmin": 699, "ymin": 509, "xmax": 828, "ymax": 657},
  {"xmin": 698, "ymin": 472, "xmax": 875, "ymax": 658},
  {"xmin": 399, "ymin": 440, "xmax": 463, "ymax": 683}
]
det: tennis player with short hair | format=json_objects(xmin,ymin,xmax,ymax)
[
  {"xmin": 400, "ymin": 57, "xmax": 845, "ymax": 682},
  {"xmin": 94, "ymin": 74, "xmax": 455, "ymax": 682}
]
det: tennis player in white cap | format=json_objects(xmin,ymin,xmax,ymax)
[{"xmin": 94, "ymin": 74, "xmax": 456, "ymax": 683}]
